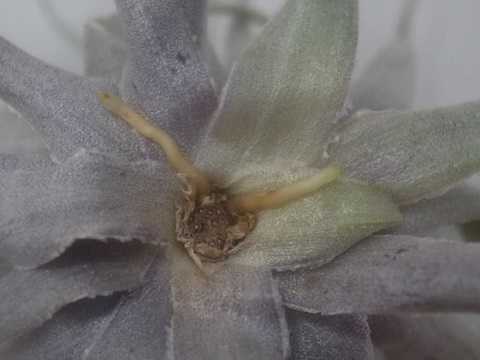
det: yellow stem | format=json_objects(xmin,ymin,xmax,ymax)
[
  {"xmin": 97, "ymin": 92, "xmax": 210, "ymax": 197},
  {"xmin": 229, "ymin": 165, "xmax": 341, "ymax": 213}
]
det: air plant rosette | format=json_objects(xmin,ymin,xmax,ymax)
[{"xmin": 1, "ymin": 0, "xmax": 480, "ymax": 359}]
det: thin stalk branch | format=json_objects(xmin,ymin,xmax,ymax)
[
  {"xmin": 229, "ymin": 165, "xmax": 341, "ymax": 213},
  {"xmin": 97, "ymin": 92, "xmax": 211, "ymax": 197}
]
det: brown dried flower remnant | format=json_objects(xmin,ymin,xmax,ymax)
[{"xmin": 98, "ymin": 92, "xmax": 341, "ymax": 270}]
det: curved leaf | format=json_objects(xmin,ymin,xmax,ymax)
[
  {"xmin": 0, "ymin": 36, "xmax": 157, "ymax": 162},
  {"xmin": 331, "ymin": 102, "xmax": 480, "ymax": 204},
  {"xmin": 287, "ymin": 310, "xmax": 374, "ymax": 360},
  {"xmin": 0, "ymin": 296, "xmax": 123, "ymax": 360},
  {"xmin": 197, "ymin": 0, "xmax": 358, "ymax": 174},
  {"xmin": 1, "ymin": 252, "xmax": 171, "ymax": 360},
  {"xmin": 0, "ymin": 151, "xmax": 176, "ymax": 268},
  {"xmin": 0, "ymin": 240, "xmax": 156, "ymax": 344},
  {"xmin": 115, "ymin": 0, "xmax": 217, "ymax": 153},
  {"xmin": 170, "ymin": 246, "xmax": 290, "ymax": 359},
  {"xmin": 226, "ymin": 165, "xmax": 401, "ymax": 269},
  {"xmin": 370, "ymin": 314, "xmax": 480, "ymax": 360},
  {"xmin": 278, "ymin": 235, "xmax": 480, "ymax": 314}
]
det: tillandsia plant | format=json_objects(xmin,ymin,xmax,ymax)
[{"xmin": 1, "ymin": 0, "xmax": 480, "ymax": 359}]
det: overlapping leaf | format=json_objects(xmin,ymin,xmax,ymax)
[
  {"xmin": 331, "ymin": 102, "xmax": 480, "ymax": 204},
  {"xmin": 225, "ymin": 164, "xmax": 401, "ymax": 269},
  {"xmin": 0, "ymin": 151, "xmax": 176, "ymax": 268},
  {"xmin": 0, "ymin": 240, "xmax": 156, "ymax": 345},
  {"xmin": 115, "ymin": 0, "xmax": 217, "ymax": 153},
  {"xmin": 286, "ymin": 310, "xmax": 374, "ymax": 360},
  {"xmin": 278, "ymin": 235, "xmax": 480, "ymax": 314},
  {"xmin": 0, "ymin": 37, "xmax": 163, "ymax": 162},
  {"xmin": 197, "ymin": 0, "xmax": 358, "ymax": 174},
  {"xmin": 170, "ymin": 246, "xmax": 290, "ymax": 359}
]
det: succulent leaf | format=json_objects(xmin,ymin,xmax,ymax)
[
  {"xmin": 278, "ymin": 235, "xmax": 480, "ymax": 314},
  {"xmin": 286, "ymin": 311, "xmax": 374, "ymax": 360},
  {"xmin": 0, "ymin": 151, "xmax": 176, "ymax": 268},
  {"xmin": 170, "ymin": 246, "xmax": 290, "ymax": 359},
  {"xmin": 224, "ymin": 165, "xmax": 402, "ymax": 269},
  {"xmin": 331, "ymin": 102, "xmax": 480, "ymax": 204},
  {"xmin": 197, "ymin": 0, "xmax": 358, "ymax": 173},
  {"xmin": 0, "ymin": 240, "xmax": 156, "ymax": 345},
  {"xmin": 115, "ymin": 0, "xmax": 218, "ymax": 154},
  {"xmin": 0, "ymin": 37, "xmax": 161, "ymax": 162}
]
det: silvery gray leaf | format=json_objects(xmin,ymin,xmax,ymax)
[
  {"xmin": 85, "ymin": 10, "xmax": 226, "ymax": 95},
  {"xmin": 66, "ymin": 253, "xmax": 171, "ymax": 360},
  {"xmin": 0, "ymin": 258, "xmax": 10, "ymax": 279},
  {"xmin": 1, "ymin": 254, "xmax": 168, "ymax": 360},
  {"xmin": 197, "ymin": 0, "xmax": 358, "ymax": 174},
  {"xmin": 115, "ymin": 0, "xmax": 217, "ymax": 154},
  {"xmin": 331, "ymin": 102, "xmax": 480, "ymax": 205},
  {"xmin": 0, "ymin": 296, "xmax": 123, "ymax": 360},
  {"xmin": 350, "ymin": 0, "xmax": 418, "ymax": 111},
  {"xmin": 0, "ymin": 36, "xmax": 159, "ymax": 162},
  {"xmin": 0, "ymin": 240, "xmax": 156, "ymax": 345},
  {"xmin": 170, "ymin": 247, "xmax": 290, "ymax": 359},
  {"xmin": 393, "ymin": 180, "xmax": 480, "ymax": 236},
  {"xmin": 370, "ymin": 314, "xmax": 480, "ymax": 360},
  {"xmin": 0, "ymin": 101, "xmax": 46, "ymax": 154},
  {"xmin": 0, "ymin": 153, "xmax": 53, "ymax": 174},
  {"xmin": 278, "ymin": 235, "xmax": 480, "ymax": 314},
  {"xmin": 286, "ymin": 310, "xmax": 374, "ymax": 360},
  {"xmin": 84, "ymin": 15, "xmax": 127, "ymax": 84},
  {"xmin": 0, "ymin": 150, "xmax": 176, "ymax": 268}
]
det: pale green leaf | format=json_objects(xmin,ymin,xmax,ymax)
[
  {"xmin": 197, "ymin": 0, "xmax": 358, "ymax": 175},
  {"xmin": 170, "ymin": 246, "xmax": 290, "ymax": 359},
  {"xmin": 331, "ymin": 101, "xmax": 480, "ymax": 205},
  {"xmin": 225, "ymin": 165, "xmax": 401, "ymax": 269}
]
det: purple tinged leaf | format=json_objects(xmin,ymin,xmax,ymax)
[
  {"xmin": 170, "ymin": 246, "xmax": 290, "ymax": 359},
  {"xmin": 0, "ymin": 240, "xmax": 157, "ymax": 345},
  {"xmin": 0, "ymin": 150, "xmax": 176, "ymax": 268},
  {"xmin": 278, "ymin": 235, "xmax": 480, "ymax": 314},
  {"xmin": 0, "ymin": 36, "xmax": 160, "ymax": 162},
  {"xmin": 331, "ymin": 102, "xmax": 480, "ymax": 205},
  {"xmin": 286, "ymin": 310, "xmax": 375, "ymax": 360},
  {"xmin": 115, "ymin": 0, "xmax": 217, "ymax": 153}
]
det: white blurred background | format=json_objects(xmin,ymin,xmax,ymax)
[{"xmin": 1, "ymin": 0, "xmax": 480, "ymax": 108}]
